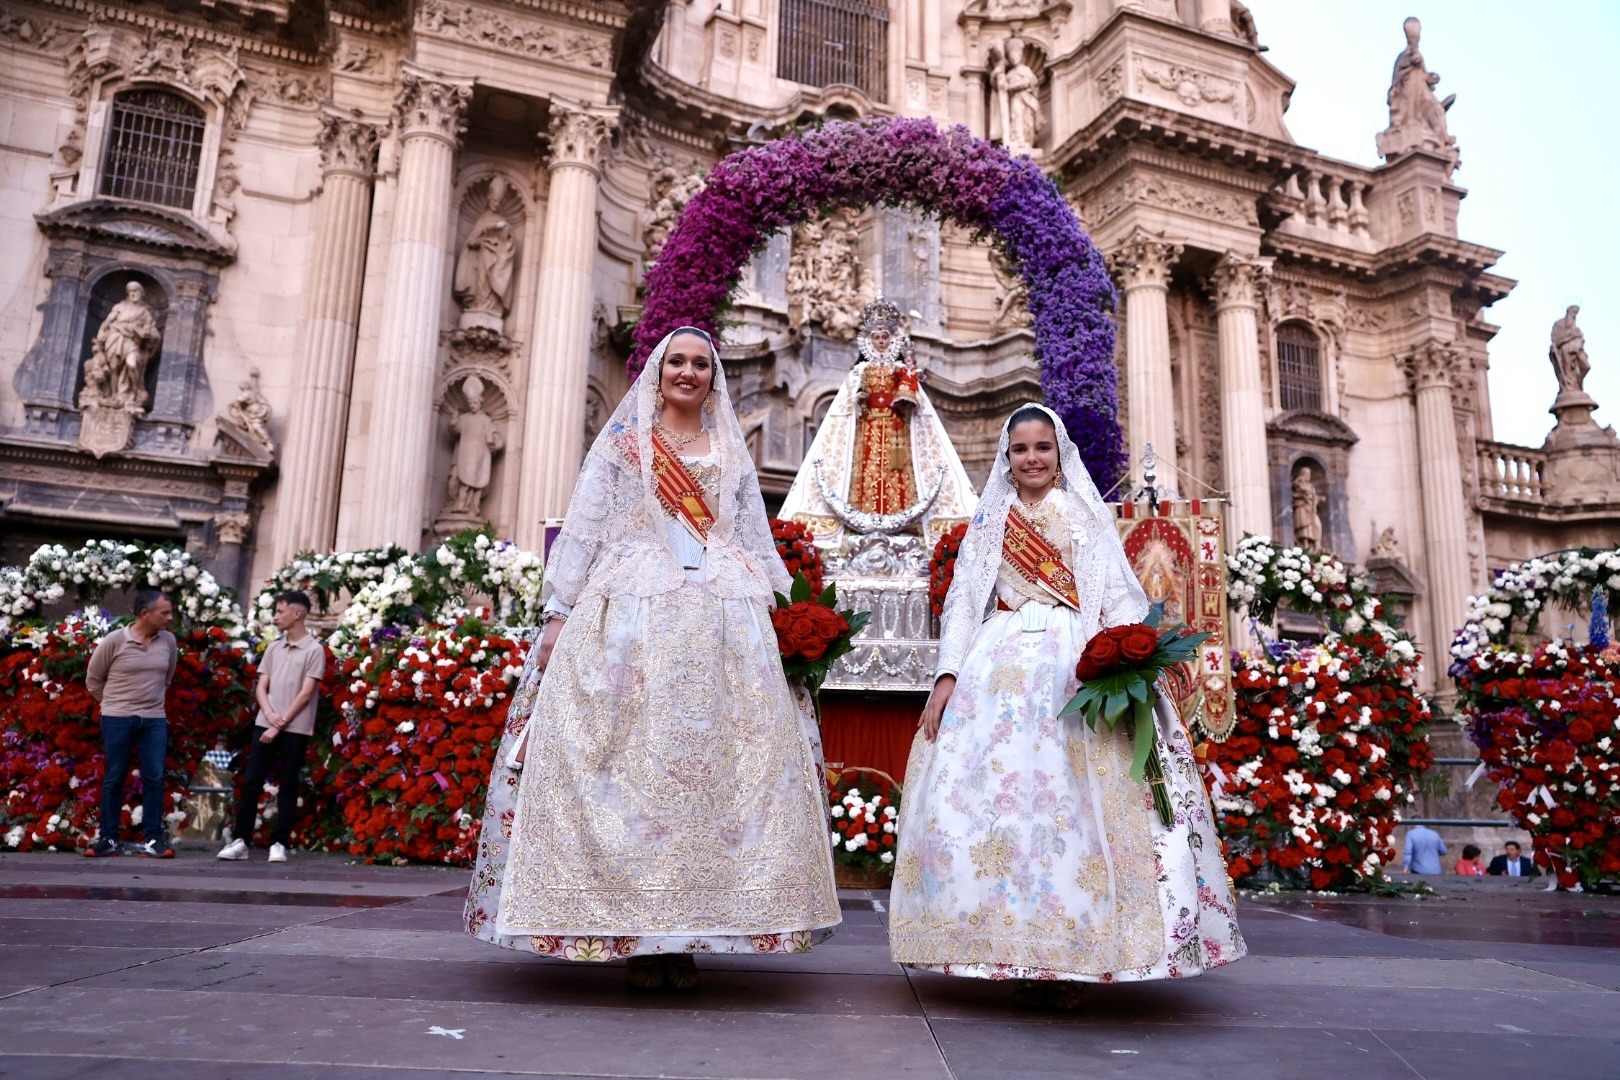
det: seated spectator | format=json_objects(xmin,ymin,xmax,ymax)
[
  {"xmin": 1453, "ymin": 843, "xmax": 1485, "ymax": 876},
  {"xmin": 1486, "ymin": 841, "xmax": 1540, "ymax": 878}
]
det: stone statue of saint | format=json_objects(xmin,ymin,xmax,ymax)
[
  {"xmin": 992, "ymin": 38, "xmax": 1041, "ymax": 155},
  {"xmin": 1375, "ymin": 17, "xmax": 1457, "ymax": 164},
  {"xmin": 446, "ymin": 375, "xmax": 504, "ymax": 518},
  {"xmin": 1291, "ymin": 469, "xmax": 1324, "ymax": 549},
  {"xmin": 83, "ymin": 281, "xmax": 161, "ymax": 411},
  {"xmin": 224, "ymin": 366, "xmax": 274, "ymax": 453},
  {"xmin": 1550, "ymin": 304, "xmax": 1590, "ymax": 398},
  {"xmin": 453, "ymin": 176, "xmax": 517, "ymax": 333}
]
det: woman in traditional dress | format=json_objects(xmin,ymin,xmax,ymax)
[
  {"xmin": 465, "ymin": 327, "xmax": 841, "ymax": 989},
  {"xmin": 889, "ymin": 403, "xmax": 1244, "ymax": 1005}
]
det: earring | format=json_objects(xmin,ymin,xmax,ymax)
[
  {"xmin": 703, "ymin": 393, "xmax": 716, "ymax": 417},
  {"xmin": 654, "ymin": 387, "xmax": 665, "ymax": 410},
  {"xmin": 1055, "ymin": 468, "xmax": 1064, "ymax": 488}
]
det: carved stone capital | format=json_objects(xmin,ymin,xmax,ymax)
[
  {"xmin": 546, "ymin": 99, "xmax": 619, "ymax": 172},
  {"xmin": 214, "ymin": 511, "xmax": 252, "ymax": 546},
  {"xmin": 1403, "ymin": 341, "xmax": 1463, "ymax": 394},
  {"xmin": 394, "ymin": 65, "xmax": 472, "ymax": 145},
  {"xmin": 1107, "ymin": 228, "xmax": 1182, "ymax": 290},
  {"xmin": 318, "ymin": 109, "xmax": 383, "ymax": 178},
  {"xmin": 1208, "ymin": 251, "xmax": 1273, "ymax": 311}
]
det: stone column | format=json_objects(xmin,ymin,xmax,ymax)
[
  {"xmin": 353, "ymin": 66, "xmax": 472, "ymax": 550},
  {"xmin": 272, "ymin": 111, "xmax": 382, "ymax": 565},
  {"xmin": 1209, "ymin": 252, "xmax": 1273, "ymax": 540},
  {"xmin": 1200, "ymin": 0, "xmax": 1235, "ymax": 35},
  {"xmin": 1110, "ymin": 228, "xmax": 1182, "ymax": 497},
  {"xmin": 513, "ymin": 99, "xmax": 618, "ymax": 551},
  {"xmin": 1406, "ymin": 342, "xmax": 1474, "ymax": 660}
]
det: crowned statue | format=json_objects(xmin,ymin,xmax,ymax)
[{"xmin": 781, "ymin": 299, "xmax": 976, "ymax": 554}]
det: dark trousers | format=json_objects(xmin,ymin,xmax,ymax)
[
  {"xmin": 100, "ymin": 715, "xmax": 168, "ymax": 843},
  {"xmin": 234, "ymin": 728, "xmax": 310, "ymax": 846}
]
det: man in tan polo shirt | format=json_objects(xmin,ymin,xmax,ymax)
[
  {"xmin": 217, "ymin": 590, "xmax": 326, "ymax": 863},
  {"xmin": 84, "ymin": 590, "xmax": 178, "ymax": 858}
]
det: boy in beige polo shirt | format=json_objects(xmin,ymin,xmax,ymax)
[{"xmin": 217, "ymin": 591, "xmax": 325, "ymax": 863}]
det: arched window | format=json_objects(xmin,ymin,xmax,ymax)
[
  {"xmin": 1276, "ymin": 321, "xmax": 1323, "ymax": 412},
  {"xmin": 98, "ymin": 89, "xmax": 207, "ymax": 210},
  {"xmin": 778, "ymin": 0, "xmax": 889, "ymax": 102}
]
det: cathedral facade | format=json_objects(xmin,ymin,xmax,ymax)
[{"xmin": 2, "ymin": 0, "xmax": 1617, "ymax": 686}]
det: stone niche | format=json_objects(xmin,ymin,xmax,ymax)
[
  {"xmin": 1267, "ymin": 409, "xmax": 1359, "ymax": 559},
  {"xmin": 0, "ymin": 198, "xmax": 271, "ymax": 594}
]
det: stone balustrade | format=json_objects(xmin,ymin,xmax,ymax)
[
  {"xmin": 1276, "ymin": 167, "xmax": 1371, "ymax": 241},
  {"xmin": 1476, "ymin": 441, "xmax": 1546, "ymax": 503}
]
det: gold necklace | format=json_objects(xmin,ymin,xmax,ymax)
[{"xmin": 656, "ymin": 421, "xmax": 702, "ymax": 448}]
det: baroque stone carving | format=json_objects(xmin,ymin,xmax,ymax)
[
  {"xmin": 1096, "ymin": 62, "xmax": 1124, "ymax": 104},
  {"xmin": 1376, "ymin": 17, "xmax": 1458, "ymax": 168},
  {"xmin": 317, "ymin": 111, "xmax": 382, "ymax": 177},
  {"xmin": 334, "ymin": 42, "xmax": 382, "ymax": 73},
  {"xmin": 643, "ymin": 151, "xmax": 706, "ymax": 263},
  {"xmin": 1403, "ymin": 340, "xmax": 1460, "ymax": 393},
  {"xmin": 787, "ymin": 208, "xmax": 865, "ymax": 340},
  {"xmin": 1209, "ymin": 252, "xmax": 1271, "ymax": 310},
  {"xmin": 1137, "ymin": 59, "xmax": 1239, "ymax": 117},
  {"xmin": 1549, "ymin": 304, "xmax": 1590, "ymax": 401},
  {"xmin": 418, "ymin": 0, "xmax": 611, "ymax": 71},
  {"xmin": 1088, "ymin": 175, "xmax": 1257, "ymax": 228},
  {"xmin": 214, "ymin": 511, "xmax": 252, "ymax": 545},
  {"xmin": 988, "ymin": 36, "xmax": 1042, "ymax": 155},
  {"xmin": 0, "ymin": 11, "xmax": 66, "ymax": 51},
  {"xmin": 444, "ymin": 375, "xmax": 504, "ymax": 519},
  {"xmin": 1369, "ymin": 524, "xmax": 1402, "ymax": 561},
  {"xmin": 222, "ymin": 367, "xmax": 274, "ymax": 455},
  {"xmin": 243, "ymin": 66, "xmax": 326, "ymax": 109},
  {"xmin": 395, "ymin": 68, "xmax": 472, "ymax": 143},
  {"xmin": 1108, "ymin": 228, "xmax": 1182, "ymax": 291},
  {"xmin": 989, "ymin": 247, "xmax": 1029, "ymax": 331},
  {"xmin": 548, "ymin": 102, "xmax": 617, "ymax": 169},
  {"xmin": 82, "ymin": 281, "xmax": 161, "ymax": 412},
  {"xmin": 453, "ymin": 176, "xmax": 518, "ymax": 333}
]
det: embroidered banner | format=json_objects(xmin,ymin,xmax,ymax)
[{"xmin": 1002, "ymin": 506, "xmax": 1081, "ymax": 610}]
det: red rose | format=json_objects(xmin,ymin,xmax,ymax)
[
  {"xmin": 1118, "ymin": 624, "xmax": 1159, "ymax": 663},
  {"xmin": 1076, "ymin": 632, "xmax": 1123, "ymax": 681}
]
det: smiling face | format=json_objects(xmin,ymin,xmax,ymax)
[
  {"xmin": 1007, "ymin": 416, "xmax": 1059, "ymax": 497},
  {"xmin": 659, "ymin": 331, "xmax": 714, "ymax": 414}
]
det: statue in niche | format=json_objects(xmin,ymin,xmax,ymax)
[
  {"xmin": 82, "ymin": 281, "xmax": 161, "ymax": 411},
  {"xmin": 787, "ymin": 208, "xmax": 864, "ymax": 340},
  {"xmin": 445, "ymin": 375, "xmax": 504, "ymax": 518},
  {"xmin": 223, "ymin": 367, "xmax": 274, "ymax": 454},
  {"xmin": 989, "ymin": 246, "xmax": 1029, "ymax": 331},
  {"xmin": 1291, "ymin": 467, "xmax": 1325, "ymax": 550},
  {"xmin": 989, "ymin": 37, "xmax": 1041, "ymax": 155},
  {"xmin": 1549, "ymin": 305, "xmax": 1590, "ymax": 399},
  {"xmin": 1375, "ymin": 17, "xmax": 1457, "ymax": 164},
  {"xmin": 453, "ymin": 176, "xmax": 517, "ymax": 334}
]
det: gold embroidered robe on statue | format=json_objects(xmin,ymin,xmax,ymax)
[{"xmin": 849, "ymin": 362, "xmax": 921, "ymax": 516}]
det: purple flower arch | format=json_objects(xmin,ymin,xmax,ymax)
[{"xmin": 632, "ymin": 117, "xmax": 1125, "ymax": 490}]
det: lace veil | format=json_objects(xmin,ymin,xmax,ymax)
[
  {"xmin": 935, "ymin": 402, "xmax": 1148, "ymax": 677},
  {"xmin": 539, "ymin": 327, "xmax": 789, "ymax": 612}
]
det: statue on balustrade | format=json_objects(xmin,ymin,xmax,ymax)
[
  {"xmin": 81, "ymin": 281, "xmax": 161, "ymax": 411},
  {"xmin": 1376, "ymin": 17, "xmax": 1457, "ymax": 164},
  {"xmin": 445, "ymin": 375, "xmax": 504, "ymax": 518},
  {"xmin": 1550, "ymin": 305, "xmax": 1590, "ymax": 400},
  {"xmin": 1291, "ymin": 467, "xmax": 1325, "ymax": 550},
  {"xmin": 780, "ymin": 299, "xmax": 977, "ymax": 550},
  {"xmin": 453, "ymin": 176, "xmax": 517, "ymax": 334}
]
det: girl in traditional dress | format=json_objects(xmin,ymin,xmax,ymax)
[
  {"xmin": 889, "ymin": 403, "xmax": 1244, "ymax": 1005},
  {"xmin": 465, "ymin": 328, "xmax": 841, "ymax": 989}
]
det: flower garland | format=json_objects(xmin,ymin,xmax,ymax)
[
  {"xmin": 771, "ymin": 518, "xmax": 825, "ymax": 596},
  {"xmin": 633, "ymin": 116, "xmax": 1125, "ymax": 490},
  {"xmin": 252, "ymin": 545, "xmax": 408, "ymax": 626},
  {"xmin": 1212, "ymin": 535, "xmax": 1434, "ymax": 890},
  {"xmin": 0, "ymin": 540, "xmax": 245, "ymax": 641},
  {"xmin": 927, "ymin": 522, "xmax": 969, "ymax": 619},
  {"xmin": 1451, "ymin": 547, "xmax": 1620, "ymax": 889}
]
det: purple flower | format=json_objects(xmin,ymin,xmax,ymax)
[{"xmin": 632, "ymin": 117, "xmax": 1124, "ymax": 490}]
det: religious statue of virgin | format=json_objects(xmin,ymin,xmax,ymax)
[{"xmin": 780, "ymin": 299, "xmax": 977, "ymax": 548}]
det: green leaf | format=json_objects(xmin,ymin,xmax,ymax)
[
  {"xmin": 1126, "ymin": 679, "xmax": 1150, "ymax": 704},
  {"xmin": 1145, "ymin": 604, "xmax": 1164, "ymax": 629},
  {"xmin": 790, "ymin": 572, "xmax": 812, "ymax": 604},
  {"xmin": 1129, "ymin": 697, "xmax": 1156, "ymax": 783},
  {"xmin": 819, "ymin": 582, "xmax": 839, "ymax": 608},
  {"xmin": 845, "ymin": 610, "xmax": 871, "ymax": 635},
  {"xmin": 773, "ymin": 591, "xmax": 790, "ymax": 609},
  {"xmin": 1104, "ymin": 692, "xmax": 1130, "ymax": 729}
]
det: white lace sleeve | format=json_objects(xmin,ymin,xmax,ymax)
[
  {"xmin": 733, "ymin": 454, "xmax": 791, "ymax": 596},
  {"xmin": 539, "ymin": 442, "xmax": 636, "ymax": 610},
  {"xmin": 935, "ymin": 512, "xmax": 997, "ymax": 680},
  {"xmin": 1099, "ymin": 528, "xmax": 1151, "ymax": 628}
]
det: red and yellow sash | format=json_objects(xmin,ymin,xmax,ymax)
[
  {"xmin": 648, "ymin": 428, "xmax": 716, "ymax": 545},
  {"xmin": 1002, "ymin": 506, "xmax": 1081, "ymax": 610}
]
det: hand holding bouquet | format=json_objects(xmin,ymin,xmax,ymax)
[
  {"xmin": 772, "ymin": 572, "xmax": 870, "ymax": 702},
  {"xmin": 1062, "ymin": 605, "xmax": 1209, "ymax": 826}
]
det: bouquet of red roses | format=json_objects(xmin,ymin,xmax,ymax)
[
  {"xmin": 771, "ymin": 573, "xmax": 871, "ymax": 703},
  {"xmin": 1061, "ymin": 605, "xmax": 1209, "ymax": 827}
]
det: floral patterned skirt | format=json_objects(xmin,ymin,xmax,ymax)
[
  {"xmin": 464, "ymin": 584, "xmax": 840, "ymax": 960},
  {"xmin": 889, "ymin": 608, "xmax": 1245, "ymax": 982}
]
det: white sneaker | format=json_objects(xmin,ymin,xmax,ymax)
[
  {"xmin": 268, "ymin": 843, "xmax": 288, "ymax": 863},
  {"xmin": 216, "ymin": 838, "xmax": 249, "ymax": 861}
]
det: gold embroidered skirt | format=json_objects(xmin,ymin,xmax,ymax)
[{"xmin": 466, "ymin": 583, "xmax": 841, "ymax": 959}]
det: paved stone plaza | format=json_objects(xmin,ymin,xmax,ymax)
[{"xmin": 1, "ymin": 851, "xmax": 1617, "ymax": 1079}]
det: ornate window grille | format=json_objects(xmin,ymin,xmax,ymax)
[
  {"xmin": 98, "ymin": 89, "xmax": 207, "ymax": 210},
  {"xmin": 1276, "ymin": 322, "xmax": 1323, "ymax": 412},
  {"xmin": 778, "ymin": 0, "xmax": 889, "ymax": 103}
]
